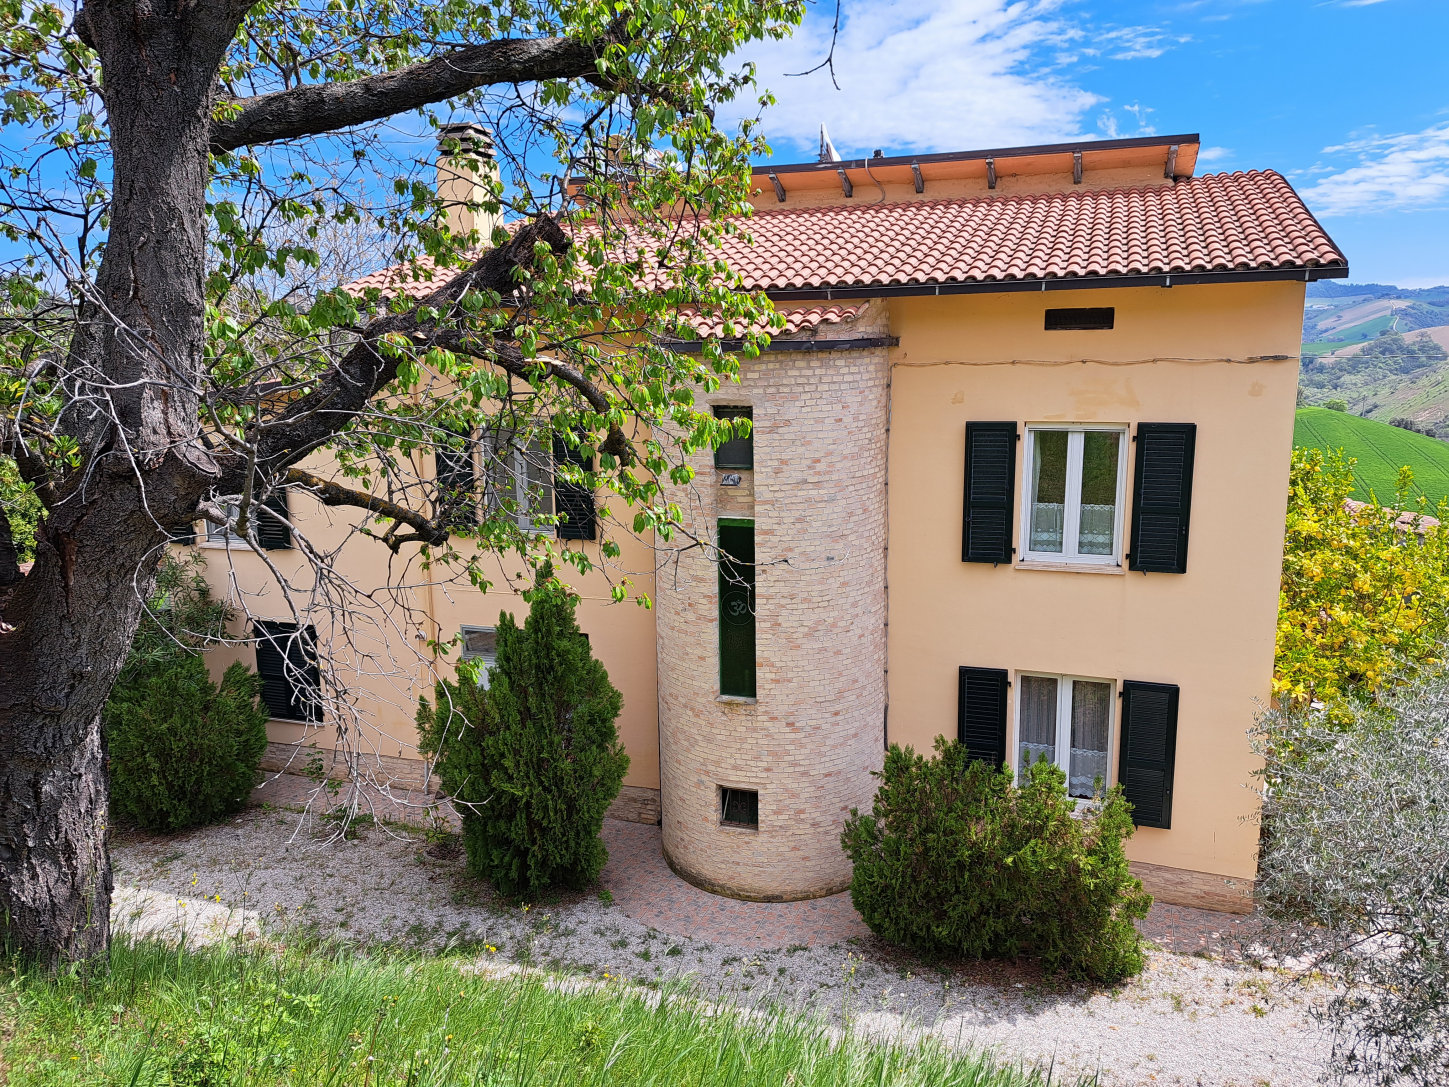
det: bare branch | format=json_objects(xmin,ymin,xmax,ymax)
[{"xmin": 284, "ymin": 467, "xmax": 448, "ymax": 549}]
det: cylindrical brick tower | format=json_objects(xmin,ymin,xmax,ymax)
[{"xmin": 656, "ymin": 303, "xmax": 890, "ymax": 901}]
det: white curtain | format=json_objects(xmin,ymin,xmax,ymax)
[
  {"xmin": 1018, "ymin": 675, "xmax": 1058, "ymax": 781},
  {"xmin": 1069, "ymin": 680, "xmax": 1112, "ymax": 797}
]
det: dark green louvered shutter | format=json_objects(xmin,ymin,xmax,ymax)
[
  {"xmin": 718, "ymin": 520, "xmax": 755, "ymax": 698},
  {"xmin": 435, "ymin": 429, "xmax": 476, "ymax": 527},
  {"xmin": 553, "ymin": 435, "xmax": 596, "ymax": 541},
  {"xmin": 1128, "ymin": 423, "xmax": 1196, "ymax": 573},
  {"xmin": 1118, "ymin": 680, "xmax": 1179, "ymax": 828},
  {"xmin": 253, "ymin": 620, "xmax": 322, "ymax": 723},
  {"xmin": 167, "ymin": 522, "xmax": 197, "ymax": 544},
  {"xmin": 962, "ymin": 422, "xmax": 1017, "ymax": 564},
  {"xmin": 256, "ymin": 489, "xmax": 292, "ymax": 550},
  {"xmin": 957, "ymin": 666, "xmax": 1009, "ymax": 767}
]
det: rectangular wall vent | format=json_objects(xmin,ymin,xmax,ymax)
[{"xmin": 1045, "ymin": 307, "xmax": 1115, "ymax": 331}]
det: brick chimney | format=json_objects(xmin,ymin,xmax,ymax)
[{"xmin": 436, "ymin": 122, "xmax": 500, "ymax": 243}]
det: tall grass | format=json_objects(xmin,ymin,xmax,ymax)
[{"xmin": 1, "ymin": 938, "xmax": 1081, "ymax": 1087}]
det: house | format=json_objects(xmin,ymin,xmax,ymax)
[{"xmin": 189, "ymin": 130, "xmax": 1346, "ymax": 913}]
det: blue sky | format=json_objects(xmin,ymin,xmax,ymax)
[{"xmin": 728, "ymin": 0, "xmax": 1449, "ymax": 288}]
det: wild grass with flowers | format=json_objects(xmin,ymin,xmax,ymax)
[{"xmin": 0, "ymin": 937, "xmax": 1086, "ymax": 1087}]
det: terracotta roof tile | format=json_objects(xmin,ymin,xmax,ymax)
[
  {"xmin": 675, "ymin": 302, "xmax": 869, "ymax": 339},
  {"xmin": 344, "ymin": 171, "xmax": 1343, "ymax": 303},
  {"xmin": 726, "ymin": 171, "xmax": 1342, "ymax": 292}
]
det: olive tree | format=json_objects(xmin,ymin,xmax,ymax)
[
  {"xmin": 1252, "ymin": 674, "xmax": 1449, "ymax": 1086},
  {"xmin": 0, "ymin": 0, "xmax": 802, "ymax": 963}
]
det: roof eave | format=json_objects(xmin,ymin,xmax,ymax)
[{"xmin": 764, "ymin": 264, "xmax": 1349, "ymax": 301}]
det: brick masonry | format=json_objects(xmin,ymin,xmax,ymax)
[{"xmin": 656, "ymin": 303, "xmax": 890, "ymax": 901}]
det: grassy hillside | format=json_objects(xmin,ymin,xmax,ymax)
[{"xmin": 1294, "ymin": 407, "xmax": 1449, "ymax": 508}]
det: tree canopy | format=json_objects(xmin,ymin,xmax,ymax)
[{"xmin": 0, "ymin": 0, "xmax": 807, "ymax": 962}]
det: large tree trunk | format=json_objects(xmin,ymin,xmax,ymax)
[
  {"xmin": 0, "ymin": 0, "xmax": 236, "ymax": 964},
  {"xmin": 0, "ymin": 489, "xmax": 165, "ymax": 964}
]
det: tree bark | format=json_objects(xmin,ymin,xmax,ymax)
[{"xmin": 0, "ymin": 0, "xmax": 239, "ymax": 963}]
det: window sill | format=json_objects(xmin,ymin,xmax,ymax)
[
  {"xmin": 716, "ymin": 694, "xmax": 757, "ymax": 705},
  {"xmin": 199, "ymin": 540, "xmax": 248, "ymax": 551},
  {"xmin": 718, "ymin": 822, "xmax": 759, "ymax": 833},
  {"xmin": 1014, "ymin": 559, "xmax": 1125, "ymax": 575}
]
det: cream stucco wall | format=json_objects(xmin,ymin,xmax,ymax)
[
  {"xmin": 189, "ymin": 443, "xmax": 660, "ymax": 794},
  {"xmin": 884, "ymin": 282, "xmax": 1304, "ymax": 884}
]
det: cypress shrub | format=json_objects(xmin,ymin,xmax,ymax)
[
  {"xmin": 105, "ymin": 656, "xmax": 269, "ymax": 833},
  {"xmin": 418, "ymin": 565, "xmax": 627, "ymax": 898},
  {"xmin": 841, "ymin": 738, "xmax": 1150, "ymax": 983}
]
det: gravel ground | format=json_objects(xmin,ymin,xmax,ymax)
[{"xmin": 112, "ymin": 805, "xmax": 1335, "ymax": 1087}]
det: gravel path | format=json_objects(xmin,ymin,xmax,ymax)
[{"xmin": 113, "ymin": 804, "xmax": 1334, "ymax": 1087}]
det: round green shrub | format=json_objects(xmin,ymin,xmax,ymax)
[
  {"xmin": 418, "ymin": 565, "xmax": 628, "ymax": 899},
  {"xmin": 841, "ymin": 738, "xmax": 1151, "ymax": 984},
  {"xmin": 104, "ymin": 655, "xmax": 269, "ymax": 833}
]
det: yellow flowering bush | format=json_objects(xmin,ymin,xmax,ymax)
[{"xmin": 1275, "ymin": 448, "xmax": 1449, "ymax": 713}]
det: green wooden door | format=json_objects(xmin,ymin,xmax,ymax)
[{"xmin": 717, "ymin": 520, "xmax": 756, "ymax": 698}]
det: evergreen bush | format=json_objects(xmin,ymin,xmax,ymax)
[
  {"xmin": 841, "ymin": 738, "xmax": 1150, "ymax": 983},
  {"xmin": 105, "ymin": 656, "xmax": 269, "ymax": 833},
  {"xmin": 418, "ymin": 565, "xmax": 627, "ymax": 898},
  {"xmin": 103, "ymin": 553, "xmax": 270, "ymax": 833}
]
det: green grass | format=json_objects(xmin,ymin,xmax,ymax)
[
  {"xmin": 0, "ymin": 939, "xmax": 1075, "ymax": 1087},
  {"xmin": 1294, "ymin": 407, "xmax": 1449, "ymax": 507}
]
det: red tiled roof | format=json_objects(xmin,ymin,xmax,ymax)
[
  {"xmin": 676, "ymin": 302, "xmax": 869, "ymax": 339},
  {"xmin": 726, "ymin": 171, "xmax": 1343, "ymax": 293},
  {"xmin": 345, "ymin": 171, "xmax": 1343, "ymax": 303}
]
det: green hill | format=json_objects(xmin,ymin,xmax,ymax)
[{"xmin": 1294, "ymin": 407, "xmax": 1449, "ymax": 508}]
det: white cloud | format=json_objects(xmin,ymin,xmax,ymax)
[
  {"xmin": 726, "ymin": 2, "xmax": 1182, "ymax": 157},
  {"xmin": 1299, "ymin": 122, "xmax": 1449, "ymax": 216},
  {"xmin": 1196, "ymin": 145, "xmax": 1233, "ymax": 163},
  {"xmin": 1085, "ymin": 25, "xmax": 1193, "ymax": 61}
]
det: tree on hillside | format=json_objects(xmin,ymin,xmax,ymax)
[
  {"xmin": 0, "ymin": 0, "xmax": 803, "ymax": 963},
  {"xmin": 1275, "ymin": 448, "xmax": 1449, "ymax": 715}
]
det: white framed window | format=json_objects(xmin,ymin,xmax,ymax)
[
  {"xmin": 460, "ymin": 625, "xmax": 497, "ymax": 687},
  {"xmin": 1020, "ymin": 425, "xmax": 1128, "ymax": 565},
  {"xmin": 1015, "ymin": 673, "xmax": 1115, "ymax": 800}
]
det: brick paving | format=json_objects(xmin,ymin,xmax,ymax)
[{"xmin": 250, "ymin": 769, "xmax": 1265, "ymax": 956}]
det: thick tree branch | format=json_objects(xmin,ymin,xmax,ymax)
[
  {"xmin": 284, "ymin": 468, "xmax": 449, "ymax": 549},
  {"xmin": 211, "ymin": 34, "xmax": 610, "ymax": 153},
  {"xmin": 239, "ymin": 215, "xmax": 570, "ymax": 483},
  {"xmin": 425, "ymin": 330, "xmax": 633, "ymax": 462}
]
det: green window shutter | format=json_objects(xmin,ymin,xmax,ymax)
[
  {"xmin": 1128, "ymin": 423, "xmax": 1196, "ymax": 573},
  {"xmin": 957, "ymin": 666, "xmax": 1009, "ymax": 766},
  {"xmin": 256, "ymin": 488, "xmax": 292, "ymax": 550},
  {"xmin": 253, "ymin": 620, "xmax": 322, "ymax": 723},
  {"xmin": 166, "ymin": 522, "xmax": 197, "ymax": 544},
  {"xmin": 962, "ymin": 422, "xmax": 1017, "ymax": 564},
  {"xmin": 552, "ymin": 434, "xmax": 596, "ymax": 540},
  {"xmin": 435, "ymin": 429, "xmax": 476, "ymax": 527},
  {"xmin": 713, "ymin": 406, "xmax": 754, "ymax": 470},
  {"xmin": 717, "ymin": 520, "xmax": 755, "ymax": 698},
  {"xmin": 1118, "ymin": 680, "xmax": 1179, "ymax": 828}
]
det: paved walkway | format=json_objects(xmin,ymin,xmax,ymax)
[{"xmin": 249, "ymin": 770, "xmax": 1264, "ymax": 956}]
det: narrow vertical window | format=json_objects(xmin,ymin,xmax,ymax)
[
  {"xmin": 713, "ymin": 406, "xmax": 754, "ymax": 470},
  {"xmin": 717, "ymin": 519, "xmax": 756, "ymax": 698},
  {"xmin": 1022, "ymin": 426, "xmax": 1127, "ymax": 565}
]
